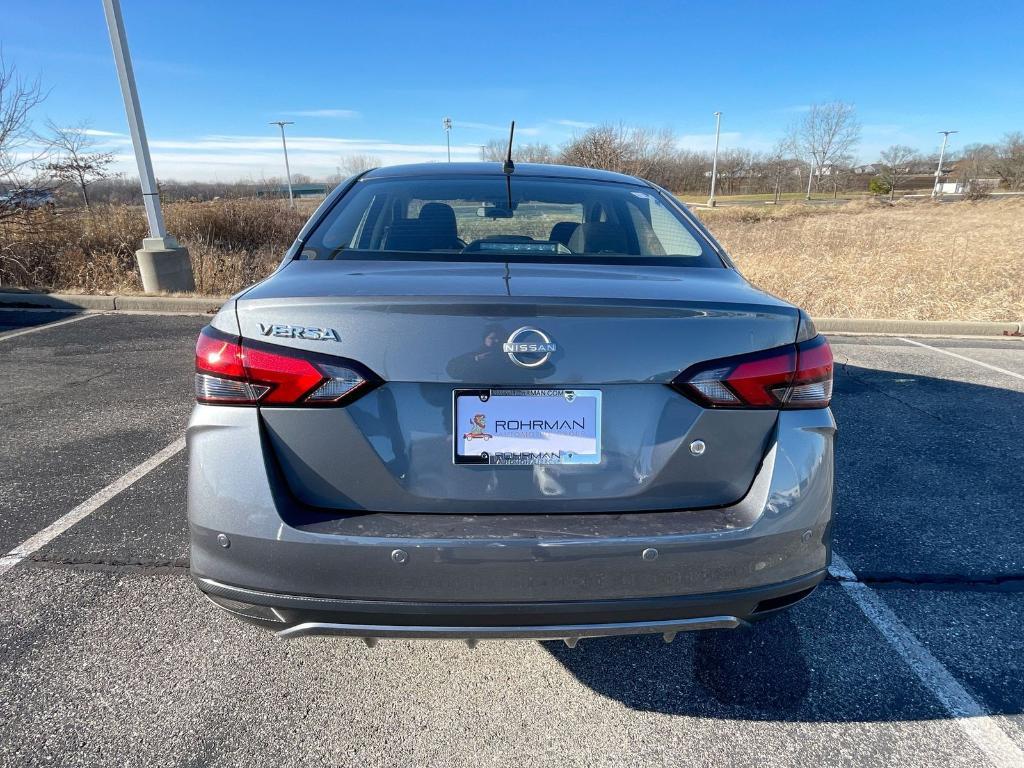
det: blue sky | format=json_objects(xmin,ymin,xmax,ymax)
[{"xmin": 6, "ymin": 0, "xmax": 1024, "ymax": 181}]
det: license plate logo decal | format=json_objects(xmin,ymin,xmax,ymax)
[{"xmin": 453, "ymin": 389, "xmax": 601, "ymax": 466}]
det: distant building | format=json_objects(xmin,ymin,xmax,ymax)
[{"xmin": 256, "ymin": 183, "xmax": 331, "ymax": 200}]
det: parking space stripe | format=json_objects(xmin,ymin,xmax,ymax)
[
  {"xmin": 0, "ymin": 437, "xmax": 185, "ymax": 577},
  {"xmin": 830, "ymin": 553, "xmax": 1024, "ymax": 768},
  {"xmin": 0, "ymin": 312, "xmax": 99, "ymax": 342},
  {"xmin": 898, "ymin": 337, "xmax": 1024, "ymax": 381}
]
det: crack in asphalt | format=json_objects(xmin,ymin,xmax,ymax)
[
  {"xmin": 835, "ymin": 354, "xmax": 949, "ymax": 423},
  {"xmin": 848, "ymin": 572, "xmax": 1024, "ymax": 592},
  {"xmin": 25, "ymin": 556, "xmax": 189, "ymax": 575}
]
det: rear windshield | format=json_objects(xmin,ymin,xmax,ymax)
[{"xmin": 298, "ymin": 175, "xmax": 722, "ymax": 267}]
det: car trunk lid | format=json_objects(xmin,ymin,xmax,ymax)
[{"xmin": 237, "ymin": 260, "xmax": 797, "ymax": 513}]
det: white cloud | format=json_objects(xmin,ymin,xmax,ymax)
[
  {"xmin": 284, "ymin": 109, "xmax": 360, "ymax": 118},
  {"xmin": 107, "ymin": 133, "xmax": 488, "ymax": 181},
  {"xmin": 453, "ymin": 120, "xmax": 507, "ymax": 132},
  {"xmin": 77, "ymin": 128, "xmax": 126, "ymax": 137},
  {"xmin": 551, "ymin": 119, "xmax": 595, "ymax": 129}
]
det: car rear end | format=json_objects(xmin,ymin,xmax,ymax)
[{"xmin": 187, "ymin": 164, "xmax": 835, "ymax": 644}]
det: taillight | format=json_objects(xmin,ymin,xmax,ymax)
[
  {"xmin": 673, "ymin": 336, "xmax": 832, "ymax": 409},
  {"xmin": 194, "ymin": 326, "xmax": 379, "ymax": 406}
]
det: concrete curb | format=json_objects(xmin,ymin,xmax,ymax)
[
  {"xmin": 1, "ymin": 291, "xmax": 1022, "ymax": 337},
  {"xmin": 814, "ymin": 317, "xmax": 1023, "ymax": 337},
  {"xmin": 0, "ymin": 291, "xmax": 227, "ymax": 314}
]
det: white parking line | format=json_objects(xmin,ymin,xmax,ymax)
[
  {"xmin": 0, "ymin": 312, "xmax": 99, "ymax": 342},
  {"xmin": 830, "ymin": 553, "xmax": 1024, "ymax": 768},
  {"xmin": 0, "ymin": 437, "xmax": 185, "ymax": 577},
  {"xmin": 898, "ymin": 337, "xmax": 1024, "ymax": 381}
]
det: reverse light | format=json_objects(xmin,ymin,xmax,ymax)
[
  {"xmin": 194, "ymin": 326, "xmax": 379, "ymax": 406},
  {"xmin": 673, "ymin": 336, "xmax": 833, "ymax": 409}
]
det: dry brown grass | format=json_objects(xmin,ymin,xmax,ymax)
[
  {"xmin": 0, "ymin": 199, "xmax": 305, "ymax": 295},
  {"xmin": 696, "ymin": 198, "xmax": 1024, "ymax": 321},
  {"xmin": 2, "ymin": 197, "xmax": 1021, "ymax": 321}
]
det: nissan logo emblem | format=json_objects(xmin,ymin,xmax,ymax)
[{"xmin": 502, "ymin": 326, "xmax": 557, "ymax": 368}]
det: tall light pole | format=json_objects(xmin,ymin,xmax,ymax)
[
  {"xmin": 708, "ymin": 111, "xmax": 722, "ymax": 207},
  {"xmin": 932, "ymin": 130, "xmax": 958, "ymax": 198},
  {"xmin": 442, "ymin": 117, "xmax": 453, "ymax": 162},
  {"xmin": 270, "ymin": 121, "xmax": 295, "ymax": 207},
  {"xmin": 102, "ymin": 0, "xmax": 194, "ymax": 292}
]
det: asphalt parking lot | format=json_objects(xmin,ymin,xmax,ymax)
[{"xmin": 1, "ymin": 310, "xmax": 1022, "ymax": 768}]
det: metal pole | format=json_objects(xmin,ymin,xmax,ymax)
[
  {"xmin": 270, "ymin": 121, "xmax": 295, "ymax": 207},
  {"xmin": 805, "ymin": 156, "xmax": 816, "ymax": 200},
  {"xmin": 101, "ymin": 0, "xmax": 166, "ymax": 240},
  {"xmin": 932, "ymin": 130, "xmax": 957, "ymax": 198},
  {"xmin": 443, "ymin": 117, "xmax": 453, "ymax": 162},
  {"xmin": 708, "ymin": 111, "xmax": 721, "ymax": 207}
]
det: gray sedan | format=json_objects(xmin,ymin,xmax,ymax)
[{"xmin": 188, "ymin": 162, "xmax": 835, "ymax": 646}]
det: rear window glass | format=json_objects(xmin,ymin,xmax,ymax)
[{"xmin": 299, "ymin": 175, "xmax": 720, "ymax": 267}]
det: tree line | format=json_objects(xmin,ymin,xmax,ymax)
[
  {"xmin": 486, "ymin": 103, "xmax": 1024, "ymax": 198},
  {"xmin": 3, "ymin": 46, "xmax": 1023, "ymax": 212}
]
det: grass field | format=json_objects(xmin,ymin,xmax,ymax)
[
  {"xmin": 695, "ymin": 198, "xmax": 1024, "ymax": 321},
  {"xmin": 1, "ymin": 196, "xmax": 1021, "ymax": 322},
  {"xmin": 677, "ymin": 191, "xmax": 866, "ymax": 204}
]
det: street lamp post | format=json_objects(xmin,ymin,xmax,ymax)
[
  {"xmin": 932, "ymin": 130, "xmax": 958, "ymax": 199},
  {"xmin": 708, "ymin": 111, "xmax": 722, "ymax": 207},
  {"xmin": 270, "ymin": 121, "xmax": 295, "ymax": 208},
  {"xmin": 443, "ymin": 117, "xmax": 453, "ymax": 162},
  {"xmin": 101, "ymin": 0, "xmax": 194, "ymax": 292}
]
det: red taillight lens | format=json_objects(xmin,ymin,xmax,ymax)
[
  {"xmin": 241, "ymin": 345, "xmax": 325, "ymax": 405},
  {"xmin": 673, "ymin": 336, "xmax": 832, "ymax": 409},
  {"xmin": 194, "ymin": 326, "xmax": 379, "ymax": 406},
  {"xmin": 196, "ymin": 328, "xmax": 245, "ymax": 378}
]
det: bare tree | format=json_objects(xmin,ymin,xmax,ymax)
[
  {"xmin": 992, "ymin": 132, "xmax": 1024, "ymax": 191},
  {"xmin": 956, "ymin": 143, "xmax": 997, "ymax": 188},
  {"xmin": 517, "ymin": 143, "xmax": 556, "ymax": 163},
  {"xmin": 657, "ymin": 148, "xmax": 711, "ymax": 194},
  {"xmin": 42, "ymin": 121, "xmax": 114, "ymax": 208},
  {"xmin": 788, "ymin": 102, "xmax": 861, "ymax": 199},
  {"xmin": 557, "ymin": 123, "xmax": 678, "ymax": 182},
  {"xmin": 762, "ymin": 141, "xmax": 796, "ymax": 204},
  {"xmin": 559, "ymin": 124, "xmax": 632, "ymax": 172},
  {"xmin": 876, "ymin": 145, "xmax": 918, "ymax": 201},
  {"xmin": 0, "ymin": 51, "xmax": 48, "ymax": 219},
  {"xmin": 337, "ymin": 153, "xmax": 380, "ymax": 176},
  {"xmin": 482, "ymin": 139, "xmax": 556, "ymax": 164},
  {"xmin": 823, "ymin": 155, "xmax": 856, "ymax": 199},
  {"xmin": 482, "ymin": 139, "xmax": 506, "ymax": 162}
]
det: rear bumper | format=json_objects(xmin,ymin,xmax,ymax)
[
  {"xmin": 196, "ymin": 569, "xmax": 825, "ymax": 640},
  {"xmin": 188, "ymin": 406, "xmax": 835, "ymax": 635}
]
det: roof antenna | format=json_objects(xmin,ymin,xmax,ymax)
[{"xmin": 503, "ymin": 121, "xmax": 515, "ymax": 174}]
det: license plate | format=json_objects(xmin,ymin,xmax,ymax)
[{"xmin": 453, "ymin": 389, "xmax": 602, "ymax": 466}]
